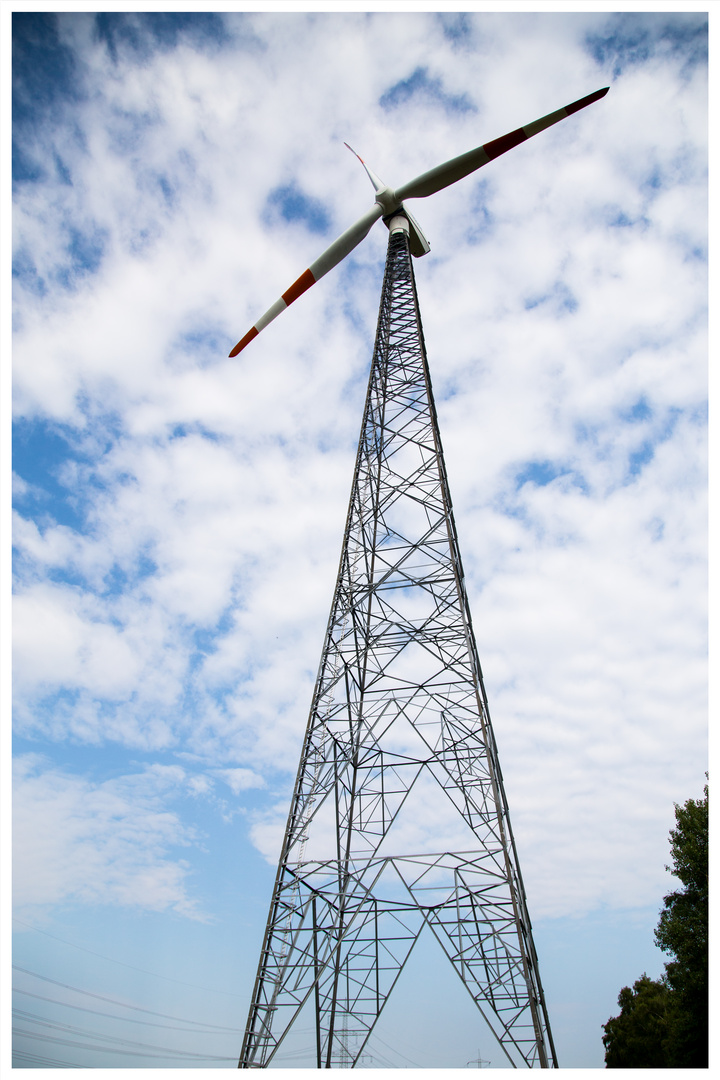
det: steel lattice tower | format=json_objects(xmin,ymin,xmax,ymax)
[{"xmin": 239, "ymin": 220, "xmax": 558, "ymax": 1069}]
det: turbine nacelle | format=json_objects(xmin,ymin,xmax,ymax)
[
  {"xmin": 343, "ymin": 143, "xmax": 431, "ymax": 257},
  {"xmin": 229, "ymin": 85, "xmax": 609, "ymax": 358}
]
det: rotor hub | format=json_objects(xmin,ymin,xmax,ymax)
[{"xmin": 373, "ymin": 186, "xmax": 400, "ymax": 216}]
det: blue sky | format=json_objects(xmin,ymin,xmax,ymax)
[{"xmin": 7, "ymin": 5, "xmax": 707, "ymax": 1072}]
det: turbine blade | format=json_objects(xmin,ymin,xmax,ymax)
[
  {"xmin": 344, "ymin": 142, "xmax": 386, "ymax": 194},
  {"xmin": 395, "ymin": 86, "xmax": 609, "ymax": 202},
  {"xmin": 229, "ymin": 202, "xmax": 384, "ymax": 357}
]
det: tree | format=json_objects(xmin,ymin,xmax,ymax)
[
  {"xmin": 654, "ymin": 783, "xmax": 708, "ymax": 1067},
  {"xmin": 601, "ymin": 975, "xmax": 675, "ymax": 1068},
  {"xmin": 602, "ymin": 783, "xmax": 708, "ymax": 1068}
]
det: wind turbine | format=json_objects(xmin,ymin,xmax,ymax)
[
  {"xmin": 229, "ymin": 86, "xmax": 608, "ymax": 357},
  {"xmin": 235, "ymin": 87, "xmax": 609, "ymax": 1070}
]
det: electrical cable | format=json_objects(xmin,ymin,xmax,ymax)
[
  {"xmin": 12, "ymin": 1028, "xmax": 237, "ymax": 1062},
  {"xmin": 11, "ymin": 1049, "xmax": 89, "ymax": 1068},
  {"xmin": 12, "ymin": 957, "xmax": 420, "ymax": 1068},
  {"xmin": 369, "ymin": 1029, "xmax": 425, "ymax": 1067},
  {"xmin": 12, "ymin": 964, "xmax": 239, "ymax": 1029},
  {"xmin": 13, "ymin": 1007, "xmax": 238, "ymax": 1053},
  {"xmin": 13, "ymin": 985, "xmax": 239, "ymax": 1033},
  {"xmin": 12, "ymin": 915, "xmax": 244, "ymax": 998}
]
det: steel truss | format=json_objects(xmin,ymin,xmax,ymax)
[{"xmin": 239, "ymin": 228, "xmax": 557, "ymax": 1069}]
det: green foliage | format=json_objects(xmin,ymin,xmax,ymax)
[
  {"xmin": 602, "ymin": 783, "xmax": 708, "ymax": 1068},
  {"xmin": 602, "ymin": 975, "xmax": 675, "ymax": 1068},
  {"xmin": 654, "ymin": 783, "xmax": 708, "ymax": 1067}
]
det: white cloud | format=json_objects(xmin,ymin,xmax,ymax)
[
  {"xmin": 13, "ymin": 580, "xmax": 142, "ymax": 696},
  {"xmin": 217, "ymin": 767, "xmax": 265, "ymax": 795},
  {"xmin": 11, "ymin": 11, "xmax": 706, "ymax": 929},
  {"xmin": 12, "ymin": 756, "xmax": 205, "ymax": 919}
]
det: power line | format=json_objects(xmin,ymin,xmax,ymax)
[
  {"xmin": 14, "ymin": 1007, "xmax": 238, "ymax": 1048},
  {"xmin": 12, "ymin": 1049, "xmax": 90, "ymax": 1068},
  {"xmin": 13, "ymin": 964, "xmax": 239, "ymax": 1029},
  {"xmin": 369, "ymin": 1030, "xmax": 425, "ymax": 1068},
  {"xmin": 12, "ymin": 956, "xmax": 243, "ymax": 1068},
  {"xmin": 12, "ymin": 1028, "xmax": 237, "ymax": 1063},
  {"xmin": 13, "ymin": 985, "xmax": 240, "ymax": 1033},
  {"xmin": 13, "ymin": 1012, "xmax": 237, "ymax": 1060},
  {"xmin": 273, "ymin": 1023, "xmax": 423, "ymax": 1067},
  {"xmin": 12, "ymin": 915, "xmax": 244, "ymax": 997}
]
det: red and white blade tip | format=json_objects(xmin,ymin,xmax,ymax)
[
  {"xmin": 229, "ymin": 268, "xmax": 317, "ymax": 357},
  {"xmin": 482, "ymin": 85, "xmax": 609, "ymax": 162},
  {"xmin": 344, "ymin": 142, "xmax": 365, "ymax": 164},
  {"xmin": 229, "ymin": 202, "xmax": 383, "ymax": 357}
]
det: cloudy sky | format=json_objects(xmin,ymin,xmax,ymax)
[{"xmin": 8, "ymin": 4, "xmax": 707, "ymax": 1072}]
